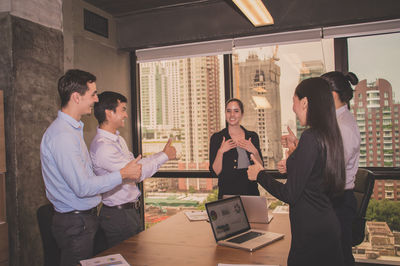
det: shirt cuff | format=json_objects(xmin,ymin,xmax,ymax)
[
  {"xmin": 157, "ymin": 152, "xmax": 169, "ymax": 164},
  {"xmin": 109, "ymin": 170, "xmax": 123, "ymax": 186}
]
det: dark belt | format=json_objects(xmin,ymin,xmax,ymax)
[
  {"xmin": 56, "ymin": 206, "xmax": 98, "ymax": 215},
  {"xmin": 104, "ymin": 201, "xmax": 140, "ymax": 210}
]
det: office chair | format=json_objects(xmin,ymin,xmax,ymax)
[
  {"xmin": 37, "ymin": 203, "xmax": 60, "ymax": 266},
  {"xmin": 352, "ymin": 168, "xmax": 375, "ymax": 246}
]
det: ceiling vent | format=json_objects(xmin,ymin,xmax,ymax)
[{"xmin": 84, "ymin": 9, "xmax": 108, "ymax": 38}]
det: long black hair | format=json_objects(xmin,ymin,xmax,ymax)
[
  {"xmin": 295, "ymin": 77, "xmax": 345, "ymax": 198},
  {"xmin": 321, "ymin": 71, "xmax": 359, "ymax": 109}
]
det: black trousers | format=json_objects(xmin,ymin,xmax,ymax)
[
  {"xmin": 333, "ymin": 190, "xmax": 357, "ymax": 266},
  {"xmin": 52, "ymin": 211, "xmax": 98, "ymax": 266},
  {"xmin": 99, "ymin": 206, "xmax": 143, "ymax": 248}
]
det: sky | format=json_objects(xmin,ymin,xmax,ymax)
[{"xmin": 349, "ymin": 32, "xmax": 400, "ymax": 102}]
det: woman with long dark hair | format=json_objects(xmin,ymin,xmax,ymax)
[
  {"xmin": 248, "ymin": 78, "xmax": 345, "ymax": 266},
  {"xmin": 209, "ymin": 98, "xmax": 263, "ymax": 199},
  {"xmin": 322, "ymin": 71, "xmax": 360, "ymax": 266}
]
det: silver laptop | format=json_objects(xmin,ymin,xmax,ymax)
[
  {"xmin": 205, "ymin": 196, "xmax": 284, "ymax": 252},
  {"xmin": 223, "ymin": 195, "xmax": 273, "ymax": 223}
]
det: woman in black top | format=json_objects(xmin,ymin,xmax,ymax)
[
  {"xmin": 209, "ymin": 98, "xmax": 263, "ymax": 199},
  {"xmin": 248, "ymin": 78, "xmax": 345, "ymax": 266}
]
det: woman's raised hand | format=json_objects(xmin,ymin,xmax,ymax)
[
  {"xmin": 277, "ymin": 159, "xmax": 287, "ymax": 174},
  {"xmin": 218, "ymin": 136, "xmax": 236, "ymax": 154},
  {"xmin": 237, "ymin": 137, "xmax": 257, "ymax": 154}
]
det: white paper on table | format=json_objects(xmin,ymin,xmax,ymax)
[
  {"xmin": 218, "ymin": 264, "xmax": 279, "ymax": 266},
  {"xmin": 184, "ymin": 210, "xmax": 209, "ymax": 221},
  {"xmin": 272, "ymin": 205, "xmax": 289, "ymax": 214},
  {"xmin": 80, "ymin": 254, "xmax": 130, "ymax": 266}
]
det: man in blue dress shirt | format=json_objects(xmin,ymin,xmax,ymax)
[
  {"xmin": 90, "ymin": 91, "xmax": 176, "ymax": 247},
  {"xmin": 40, "ymin": 69, "xmax": 143, "ymax": 266}
]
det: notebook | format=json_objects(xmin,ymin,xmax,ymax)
[
  {"xmin": 222, "ymin": 195, "xmax": 273, "ymax": 224},
  {"xmin": 205, "ymin": 196, "xmax": 284, "ymax": 252}
]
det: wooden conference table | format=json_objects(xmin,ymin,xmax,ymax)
[{"xmin": 99, "ymin": 211, "xmax": 291, "ymax": 266}]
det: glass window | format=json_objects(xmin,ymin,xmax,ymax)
[
  {"xmin": 232, "ymin": 40, "xmax": 334, "ymax": 170},
  {"xmin": 140, "ymin": 57, "xmax": 225, "ymax": 171},
  {"xmin": 349, "ymin": 32, "xmax": 400, "ymax": 264},
  {"xmin": 349, "ymin": 32, "xmax": 400, "ymax": 168},
  {"xmin": 139, "ymin": 56, "xmax": 225, "ymax": 227}
]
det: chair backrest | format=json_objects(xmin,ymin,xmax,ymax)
[
  {"xmin": 37, "ymin": 204, "xmax": 60, "ymax": 266},
  {"xmin": 352, "ymin": 168, "xmax": 375, "ymax": 246}
]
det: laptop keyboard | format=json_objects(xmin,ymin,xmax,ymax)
[{"xmin": 227, "ymin": 231, "xmax": 264, "ymax": 244}]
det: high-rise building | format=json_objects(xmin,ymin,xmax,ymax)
[
  {"xmin": 140, "ymin": 56, "xmax": 222, "ymax": 192},
  {"xmin": 237, "ymin": 53, "xmax": 282, "ymax": 168},
  {"xmin": 352, "ymin": 79, "xmax": 400, "ymax": 200}
]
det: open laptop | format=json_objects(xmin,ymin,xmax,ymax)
[
  {"xmin": 223, "ymin": 195, "xmax": 273, "ymax": 223},
  {"xmin": 205, "ymin": 196, "xmax": 284, "ymax": 252}
]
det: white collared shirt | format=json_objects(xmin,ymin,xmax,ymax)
[
  {"xmin": 41, "ymin": 111, "xmax": 122, "ymax": 212},
  {"xmin": 90, "ymin": 128, "xmax": 168, "ymax": 206},
  {"xmin": 336, "ymin": 105, "xmax": 361, "ymax": 190}
]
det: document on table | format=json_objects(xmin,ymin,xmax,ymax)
[
  {"xmin": 80, "ymin": 254, "xmax": 130, "ymax": 266},
  {"xmin": 272, "ymin": 205, "xmax": 289, "ymax": 214},
  {"xmin": 218, "ymin": 264, "xmax": 279, "ymax": 266},
  {"xmin": 184, "ymin": 210, "xmax": 209, "ymax": 221}
]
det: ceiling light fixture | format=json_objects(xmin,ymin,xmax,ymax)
[{"xmin": 232, "ymin": 0, "xmax": 274, "ymax": 27}]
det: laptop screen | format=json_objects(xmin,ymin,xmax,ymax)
[{"xmin": 205, "ymin": 196, "xmax": 250, "ymax": 241}]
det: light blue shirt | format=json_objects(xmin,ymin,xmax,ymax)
[
  {"xmin": 336, "ymin": 105, "xmax": 361, "ymax": 190},
  {"xmin": 90, "ymin": 128, "xmax": 168, "ymax": 206},
  {"xmin": 40, "ymin": 111, "xmax": 122, "ymax": 213}
]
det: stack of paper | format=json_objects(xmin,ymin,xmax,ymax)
[
  {"xmin": 80, "ymin": 254, "xmax": 130, "ymax": 266},
  {"xmin": 218, "ymin": 264, "xmax": 279, "ymax": 266},
  {"xmin": 184, "ymin": 210, "xmax": 209, "ymax": 221}
]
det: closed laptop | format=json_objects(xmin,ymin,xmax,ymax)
[{"xmin": 222, "ymin": 195, "xmax": 273, "ymax": 223}]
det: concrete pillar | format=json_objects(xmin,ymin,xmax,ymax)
[{"xmin": 0, "ymin": 0, "xmax": 63, "ymax": 265}]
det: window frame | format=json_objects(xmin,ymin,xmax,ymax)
[{"xmin": 130, "ymin": 23, "xmax": 400, "ymax": 180}]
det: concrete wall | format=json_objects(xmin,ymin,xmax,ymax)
[
  {"xmin": 0, "ymin": 0, "xmax": 130, "ymax": 265},
  {"xmin": 0, "ymin": 12, "xmax": 63, "ymax": 266},
  {"xmin": 64, "ymin": 0, "xmax": 132, "ymax": 148},
  {"xmin": 0, "ymin": 0, "xmax": 62, "ymax": 30}
]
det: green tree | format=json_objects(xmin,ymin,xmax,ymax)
[
  {"xmin": 197, "ymin": 189, "xmax": 219, "ymax": 210},
  {"xmin": 366, "ymin": 199, "xmax": 400, "ymax": 231}
]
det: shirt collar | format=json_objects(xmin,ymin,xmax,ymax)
[
  {"xmin": 222, "ymin": 125, "xmax": 251, "ymax": 139},
  {"xmin": 336, "ymin": 105, "xmax": 347, "ymax": 116},
  {"xmin": 96, "ymin": 127, "xmax": 120, "ymax": 142},
  {"xmin": 58, "ymin": 110, "xmax": 84, "ymax": 129}
]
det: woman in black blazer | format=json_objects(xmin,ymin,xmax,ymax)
[
  {"xmin": 248, "ymin": 78, "xmax": 345, "ymax": 266},
  {"xmin": 209, "ymin": 98, "xmax": 263, "ymax": 199}
]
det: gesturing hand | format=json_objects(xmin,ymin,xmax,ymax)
[
  {"xmin": 247, "ymin": 154, "xmax": 264, "ymax": 181},
  {"xmin": 218, "ymin": 136, "xmax": 236, "ymax": 154},
  {"xmin": 163, "ymin": 138, "xmax": 177, "ymax": 160},
  {"xmin": 237, "ymin": 137, "xmax": 257, "ymax": 154},
  {"xmin": 281, "ymin": 126, "xmax": 298, "ymax": 149},
  {"xmin": 277, "ymin": 159, "xmax": 287, "ymax": 174},
  {"xmin": 120, "ymin": 155, "xmax": 142, "ymax": 181}
]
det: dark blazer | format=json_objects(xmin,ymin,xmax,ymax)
[
  {"xmin": 256, "ymin": 129, "xmax": 344, "ymax": 266},
  {"xmin": 209, "ymin": 126, "xmax": 263, "ymax": 199}
]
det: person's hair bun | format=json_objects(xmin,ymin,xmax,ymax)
[{"xmin": 346, "ymin": 72, "xmax": 359, "ymax": 86}]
